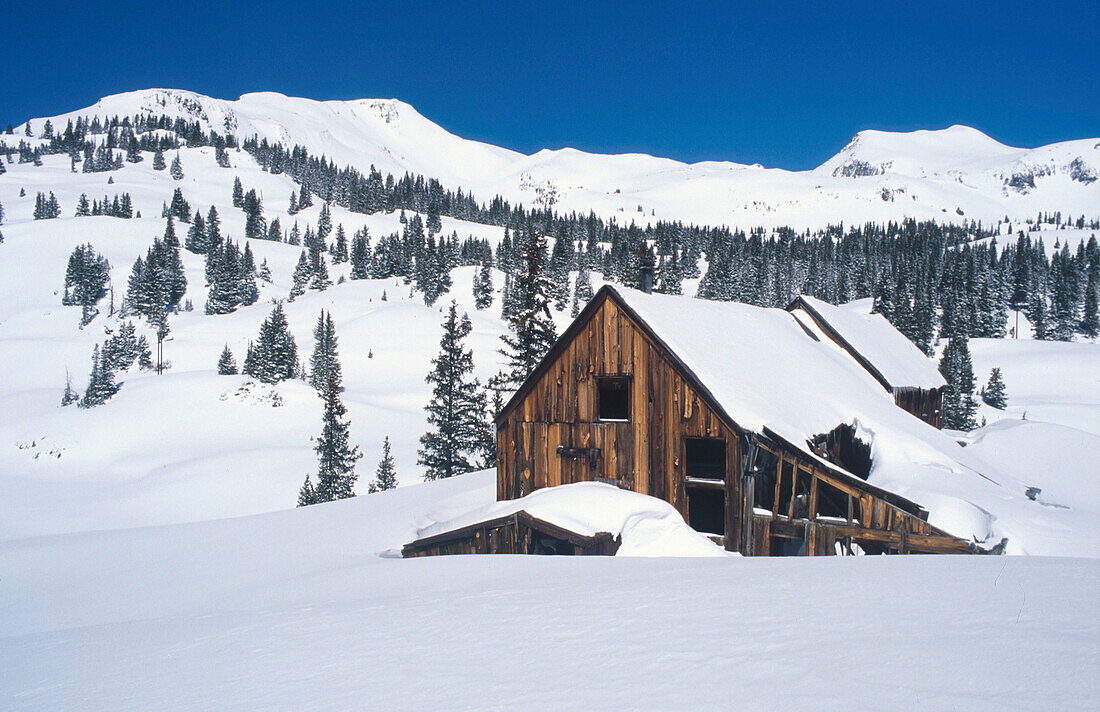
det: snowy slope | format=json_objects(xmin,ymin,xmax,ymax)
[
  {"xmin": 24, "ymin": 88, "xmax": 1100, "ymax": 229},
  {"xmin": 0, "ymin": 147, "xmax": 514, "ymax": 540},
  {"xmin": 0, "ymin": 471, "xmax": 1097, "ymax": 711}
]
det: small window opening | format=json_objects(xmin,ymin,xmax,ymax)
[
  {"xmin": 753, "ymin": 450, "xmax": 779, "ymax": 511},
  {"xmin": 597, "ymin": 377, "xmax": 631, "ymax": 421},
  {"xmin": 686, "ymin": 486, "xmax": 725, "ymax": 536},
  {"xmin": 685, "ymin": 438, "xmax": 725, "ymax": 480}
]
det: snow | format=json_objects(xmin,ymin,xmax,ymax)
[
  {"xmin": 414, "ymin": 481, "xmax": 730, "ymax": 557},
  {"xmin": 0, "ymin": 470, "xmax": 1097, "ymax": 711},
  {"xmin": 794, "ymin": 294, "xmax": 946, "ymax": 389},
  {"xmin": 26, "ymin": 89, "xmax": 1100, "ymax": 231}
]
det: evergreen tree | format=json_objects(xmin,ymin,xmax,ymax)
[
  {"xmin": 185, "ymin": 210, "xmax": 207, "ymax": 253},
  {"xmin": 308, "ymin": 240, "xmax": 332, "ymax": 291},
  {"xmin": 206, "ymin": 206, "xmax": 222, "ymax": 252},
  {"xmin": 296, "ymin": 475, "xmax": 317, "ymax": 507},
  {"xmin": 242, "ymin": 189, "xmax": 265, "ymax": 240},
  {"xmin": 60, "ymin": 370, "xmax": 80, "ymax": 406},
  {"xmin": 499, "ymin": 228, "xmax": 557, "ymax": 388},
  {"xmin": 311, "ymin": 372, "xmax": 361, "ymax": 501},
  {"xmin": 243, "ymin": 303, "xmax": 298, "ymax": 383},
  {"xmin": 232, "ymin": 176, "xmax": 244, "ymax": 207},
  {"xmin": 289, "ymin": 250, "xmax": 311, "ymax": 301},
  {"xmin": 217, "ymin": 344, "xmax": 238, "ymax": 375},
  {"xmin": 939, "ymin": 334, "xmax": 978, "ymax": 431},
  {"xmin": 474, "ymin": 260, "xmax": 494, "ymax": 310},
  {"xmin": 419, "ymin": 302, "xmax": 486, "ymax": 480},
  {"xmin": 75, "ymin": 193, "xmax": 91, "ymax": 217},
  {"xmin": 79, "ymin": 345, "xmax": 119, "ymax": 408},
  {"xmin": 1083, "ymin": 250, "xmax": 1099, "ymax": 338},
  {"xmin": 288, "ymin": 190, "xmax": 298, "ymax": 215},
  {"xmin": 309, "ymin": 310, "xmax": 342, "ymax": 392},
  {"xmin": 571, "ymin": 265, "xmax": 593, "ymax": 317},
  {"xmin": 332, "ymin": 224, "xmax": 349, "ymax": 263},
  {"xmin": 63, "ymin": 244, "xmax": 111, "ymax": 321},
  {"xmin": 367, "ymin": 436, "xmax": 398, "ymax": 493},
  {"xmin": 297, "ymin": 185, "xmax": 313, "ymax": 209},
  {"xmin": 169, "ymin": 153, "xmax": 184, "ymax": 180},
  {"xmin": 152, "ymin": 147, "xmax": 166, "ymax": 171},
  {"xmin": 317, "ymin": 202, "xmax": 332, "ymax": 244},
  {"xmin": 349, "ymin": 230, "xmax": 371, "ymax": 279},
  {"xmin": 981, "ymin": 367, "xmax": 1008, "ymax": 410}
]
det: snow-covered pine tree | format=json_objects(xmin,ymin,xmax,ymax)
[
  {"xmin": 1083, "ymin": 238, "xmax": 1099, "ymax": 338},
  {"xmin": 152, "ymin": 147, "xmax": 166, "ymax": 171},
  {"xmin": 296, "ymin": 474, "xmax": 317, "ymax": 507},
  {"xmin": 308, "ymin": 241, "xmax": 332, "ymax": 291},
  {"xmin": 232, "ymin": 176, "xmax": 244, "ymax": 207},
  {"xmin": 309, "ymin": 310, "xmax": 341, "ymax": 392},
  {"xmin": 242, "ymin": 189, "xmax": 265, "ymax": 241},
  {"xmin": 332, "ymin": 224, "xmax": 348, "ymax": 263},
  {"xmin": 297, "ymin": 185, "xmax": 313, "ymax": 210},
  {"xmin": 206, "ymin": 205, "xmax": 222, "ymax": 252},
  {"xmin": 419, "ymin": 302, "xmax": 486, "ymax": 480},
  {"xmin": 317, "ymin": 202, "xmax": 332, "ymax": 245},
  {"xmin": 243, "ymin": 302, "xmax": 298, "ymax": 384},
  {"xmin": 75, "ymin": 193, "xmax": 90, "ymax": 217},
  {"xmin": 349, "ymin": 230, "xmax": 370, "ymax": 279},
  {"xmin": 60, "ymin": 370, "xmax": 80, "ymax": 406},
  {"xmin": 185, "ymin": 210, "xmax": 207, "ymax": 254},
  {"xmin": 499, "ymin": 227, "xmax": 557, "ymax": 389},
  {"xmin": 939, "ymin": 334, "xmax": 978, "ymax": 431},
  {"xmin": 288, "ymin": 190, "xmax": 298, "ymax": 216},
  {"xmin": 981, "ymin": 368, "xmax": 1008, "ymax": 410},
  {"xmin": 217, "ymin": 344, "xmax": 238, "ymax": 375},
  {"xmin": 571, "ymin": 265, "xmax": 593, "ymax": 317},
  {"xmin": 367, "ymin": 436, "xmax": 398, "ymax": 493},
  {"xmin": 474, "ymin": 259, "xmax": 494, "ymax": 310},
  {"xmin": 79, "ymin": 345, "xmax": 119, "ymax": 408},
  {"xmin": 63, "ymin": 244, "xmax": 111, "ymax": 321},
  {"xmin": 168, "ymin": 188, "xmax": 190, "ymax": 222},
  {"xmin": 311, "ymin": 371, "xmax": 361, "ymax": 501},
  {"xmin": 289, "ymin": 250, "xmax": 311, "ymax": 301}
]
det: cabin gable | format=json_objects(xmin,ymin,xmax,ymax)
[{"xmin": 496, "ymin": 288, "xmax": 746, "ymax": 550}]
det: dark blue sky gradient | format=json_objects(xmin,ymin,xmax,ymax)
[{"xmin": 2, "ymin": 1, "xmax": 1096, "ymax": 169}]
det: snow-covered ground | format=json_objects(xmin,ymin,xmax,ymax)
[
  {"xmin": 2, "ymin": 96, "xmax": 1099, "ymax": 710},
  {"xmin": 1, "ymin": 471, "xmax": 1097, "ymax": 711}
]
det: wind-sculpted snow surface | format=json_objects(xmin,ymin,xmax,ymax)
[
  {"xmin": 0, "ymin": 470, "xmax": 1097, "ymax": 711},
  {"xmin": 33, "ymin": 89, "xmax": 1100, "ymax": 229}
]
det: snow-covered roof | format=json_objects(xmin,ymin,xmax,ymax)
[
  {"xmin": 598, "ymin": 286, "xmax": 1030, "ymax": 543},
  {"xmin": 789, "ymin": 295, "xmax": 946, "ymax": 390},
  {"xmin": 413, "ymin": 482, "xmax": 729, "ymax": 557}
]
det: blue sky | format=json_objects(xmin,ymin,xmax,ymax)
[{"xmin": 2, "ymin": 1, "xmax": 1096, "ymax": 170}]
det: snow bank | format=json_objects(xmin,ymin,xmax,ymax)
[{"xmin": 415, "ymin": 482, "xmax": 729, "ymax": 557}]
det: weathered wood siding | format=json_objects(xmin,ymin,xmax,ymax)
[
  {"xmin": 497, "ymin": 294, "xmax": 744, "ymax": 551},
  {"xmin": 894, "ymin": 387, "xmax": 943, "ymax": 429}
]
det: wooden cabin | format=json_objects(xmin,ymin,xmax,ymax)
[
  {"xmin": 786, "ymin": 295, "xmax": 946, "ymax": 428},
  {"xmin": 486, "ymin": 285, "xmax": 985, "ymax": 557}
]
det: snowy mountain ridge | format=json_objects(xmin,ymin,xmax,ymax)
[{"xmin": 27, "ymin": 88, "xmax": 1100, "ymax": 229}]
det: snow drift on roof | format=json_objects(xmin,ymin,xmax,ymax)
[
  {"xmin": 795, "ymin": 295, "xmax": 946, "ymax": 390},
  {"xmin": 414, "ymin": 482, "xmax": 729, "ymax": 558}
]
